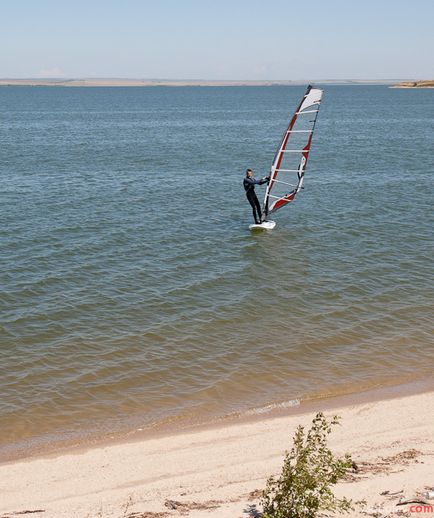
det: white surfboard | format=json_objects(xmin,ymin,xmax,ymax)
[{"xmin": 249, "ymin": 220, "xmax": 276, "ymax": 231}]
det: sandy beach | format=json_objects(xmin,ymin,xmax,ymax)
[{"xmin": 1, "ymin": 387, "xmax": 433, "ymax": 518}]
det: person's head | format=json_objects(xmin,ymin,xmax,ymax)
[{"xmin": 246, "ymin": 168, "xmax": 253, "ymax": 178}]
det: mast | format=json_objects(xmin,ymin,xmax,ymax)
[{"xmin": 263, "ymin": 85, "xmax": 323, "ymax": 217}]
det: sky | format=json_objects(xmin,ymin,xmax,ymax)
[{"xmin": 1, "ymin": 0, "xmax": 433, "ymax": 80}]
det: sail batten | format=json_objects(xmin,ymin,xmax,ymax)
[
  {"xmin": 263, "ymin": 85, "xmax": 323, "ymax": 216},
  {"xmin": 295, "ymin": 109, "xmax": 319, "ymax": 114}
]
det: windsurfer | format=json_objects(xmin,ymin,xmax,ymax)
[{"xmin": 243, "ymin": 169, "xmax": 270, "ymax": 224}]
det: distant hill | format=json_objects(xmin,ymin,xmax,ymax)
[
  {"xmin": 0, "ymin": 78, "xmax": 402, "ymax": 87},
  {"xmin": 391, "ymin": 80, "xmax": 434, "ymax": 88}
]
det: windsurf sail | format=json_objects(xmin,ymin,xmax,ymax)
[{"xmin": 263, "ymin": 85, "xmax": 323, "ymax": 216}]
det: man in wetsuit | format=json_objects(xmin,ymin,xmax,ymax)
[{"xmin": 243, "ymin": 169, "xmax": 270, "ymax": 224}]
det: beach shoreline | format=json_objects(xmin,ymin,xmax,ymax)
[
  {"xmin": 2, "ymin": 375, "xmax": 434, "ymax": 466},
  {"xmin": 1, "ymin": 381, "xmax": 433, "ymax": 517},
  {"xmin": 3, "ymin": 375, "xmax": 434, "ymax": 466}
]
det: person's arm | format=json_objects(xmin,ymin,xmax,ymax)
[
  {"xmin": 259, "ymin": 175, "xmax": 270, "ymax": 185},
  {"xmin": 244, "ymin": 177, "xmax": 263, "ymax": 186}
]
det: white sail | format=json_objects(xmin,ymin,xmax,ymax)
[{"xmin": 263, "ymin": 85, "xmax": 323, "ymax": 216}]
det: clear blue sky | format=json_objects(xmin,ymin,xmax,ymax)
[{"xmin": 1, "ymin": 0, "xmax": 433, "ymax": 79}]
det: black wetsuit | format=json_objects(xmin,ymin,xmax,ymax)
[{"xmin": 243, "ymin": 176, "xmax": 268, "ymax": 224}]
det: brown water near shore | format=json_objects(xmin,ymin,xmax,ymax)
[{"xmin": 2, "ymin": 375, "xmax": 433, "ymax": 465}]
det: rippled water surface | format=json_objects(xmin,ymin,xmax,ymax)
[{"xmin": 1, "ymin": 85, "xmax": 433, "ymax": 458}]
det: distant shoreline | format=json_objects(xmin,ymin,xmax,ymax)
[
  {"xmin": 390, "ymin": 80, "xmax": 434, "ymax": 88},
  {"xmin": 0, "ymin": 78, "xmax": 405, "ymax": 87}
]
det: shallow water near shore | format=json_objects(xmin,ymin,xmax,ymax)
[{"xmin": 1, "ymin": 85, "xmax": 433, "ymax": 460}]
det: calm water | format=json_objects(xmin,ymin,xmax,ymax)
[{"xmin": 1, "ymin": 85, "xmax": 433, "ymax": 459}]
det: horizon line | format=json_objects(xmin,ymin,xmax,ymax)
[{"xmin": 0, "ymin": 77, "xmax": 418, "ymax": 81}]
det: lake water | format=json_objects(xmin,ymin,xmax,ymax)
[{"xmin": 1, "ymin": 85, "xmax": 433, "ymax": 460}]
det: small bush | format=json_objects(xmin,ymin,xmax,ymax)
[{"xmin": 261, "ymin": 412, "xmax": 354, "ymax": 517}]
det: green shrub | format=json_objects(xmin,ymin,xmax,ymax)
[{"xmin": 261, "ymin": 412, "xmax": 354, "ymax": 517}]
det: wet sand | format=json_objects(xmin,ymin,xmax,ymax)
[{"xmin": 1, "ymin": 385, "xmax": 433, "ymax": 518}]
